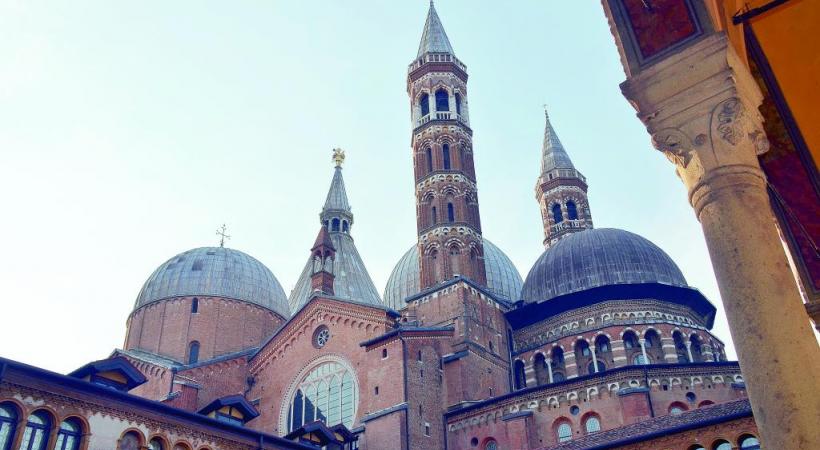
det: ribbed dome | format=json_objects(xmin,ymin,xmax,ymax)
[
  {"xmin": 135, "ymin": 247, "xmax": 290, "ymax": 318},
  {"xmin": 521, "ymin": 228, "xmax": 687, "ymax": 303},
  {"xmin": 383, "ymin": 239, "xmax": 523, "ymax": 310}
]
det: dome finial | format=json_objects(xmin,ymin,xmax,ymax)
[
  {"xmin": 332, "ymin": 147, "xmax": 345, "ymax": 168},
  {"xmin": 216, "ymin": 223, "xmax": 231, "ymax": 248}
]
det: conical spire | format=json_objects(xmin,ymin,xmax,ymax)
[
  {"xmin": 417, "ymin": 1, "xmax": 455, "ymax": 57},
  {"xmin": 541, "ymin": 108, "xmax": 576, "ymax": 174},
  {"xmin": 323, "ymin": 168, "xmax": 351, "ymax": 214},
  {"xmin": 311, "ymin": 225, "xmax": 335, "ymax": 253}
]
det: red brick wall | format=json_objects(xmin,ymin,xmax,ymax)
[
  {"xmin": 611, "ymin": 416, "xmax": 759, "ymax": 450},
  {"xmin": 125, "ymin": 296, "xmax": 284, "ymax": 363}
]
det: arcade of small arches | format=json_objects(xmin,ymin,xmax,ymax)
[
  {"xmin": 418, "ymin": 139, "xmax": 475, "ymax": 180},
  {"xmin": 0, "ymin": 399, "xmax": 219, "ymax": 450},
  {"xmin": 513, "ymin": 327, "xmax": 722, "ymax": 391},
  {"xmin": 421, "ymin": 238, "xmax": 483, "ymax": 282},
  {"xmin": 415, "ymin": 83, "xmax": 467, "ymax": 125},
  {"xmin": 322, "ymin": 217, "xmax": 350, "ymax": 234}
]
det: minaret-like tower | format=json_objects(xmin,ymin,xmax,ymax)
[
  {"xmin": 409, "ymin": 2, "xmax": 486, "ymax": 290},
  {"xmin": 536, "ymin": 109, "xmax": 593, "ymax": 248}
]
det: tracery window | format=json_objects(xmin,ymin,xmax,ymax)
[
  {"xmin": 288, "ymin": 361, "xmax": 357, "ymax": 432},
  {"xmin": 0, "ymin": 403, "xmax": 17, "ymax": 450},
  {"xmin": 55, "ymin": 418, "xmax": 82, "ymax": 450},
  {"xmin": 556, "ymin": 422, "xmax": 572, "ymax": 443},
  {"xmin": 19, "ymin": 410, "xmax": 50, "ymax": 450}
]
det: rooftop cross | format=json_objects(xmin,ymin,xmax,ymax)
[
  {"xmin": 332, "ymin": 148, "xmax": 345, "ymax": 167},
  {"xmin": 216, "ymin": 224, "xmax": 231, "ymax": 248}
]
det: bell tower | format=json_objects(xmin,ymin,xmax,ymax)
[
  {"xmin": 408, "ymin": 1, "xmax": 486, "ymax": 290},
  {"xmin": 536, "ymin": 109, "xmax": 593, "ymax": 248}
]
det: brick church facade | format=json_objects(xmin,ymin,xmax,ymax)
[{"xmin": 0, "ymin": 3, "xmax": 764, "ymax": 450}]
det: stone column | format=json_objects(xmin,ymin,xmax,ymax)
[
  {"xmin": 546, "ymin": 359, "xmax": 554, "ymax": 383},
  {"xmin": 638, "ymin": 339, "xmax": 648, "ymax": 365},
  {"xmin": 661, "ymin": 336, "xmax": 678, "ymax": 363},
  {"xmin": 611, "ymin": 339, "xmax": 627, "ymax": 367},
  {"xmin": 620, "ymin": 33, "xmax": 820, "ymax": 449},
  {"xmin": 590, "ymin": 346, "xmax": 600, "ymax": 373},
  {"xmin": 685, "ymin": 342, "xmax": 694, "ymax": 364}
]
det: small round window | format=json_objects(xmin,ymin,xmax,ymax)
[{"xmin": 313, "ymin": 326, "xmax": 331, "ymax": 348}]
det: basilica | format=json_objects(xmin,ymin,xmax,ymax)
[{"xmin": 0, "ymin": 3, "xmax": 765, "ymax": 450}]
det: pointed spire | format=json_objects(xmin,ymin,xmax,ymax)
[
  {"xmin": 417, "ymin": 0, "xmax": 455, "ymax": 57},
  {"xmin": 322, "ymin": 151, "xmax": 352, "ymax": 215},
  {"xmin": 541, "ymin": 107, "xmax": 576, "ymax": 174}
]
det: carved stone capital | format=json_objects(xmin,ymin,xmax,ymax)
[{"xmin": 621, "ymin": 34, "xmax": 770, "ymax": 201}]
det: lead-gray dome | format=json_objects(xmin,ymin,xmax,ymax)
[
  {"xmin": 521, "ymin": 228, "xmax": 687, "ymax": 303},
  {"xmin": 384, "ymin": 239, "xmax": 523, "ymax": 310},
  {"xmin": 135, "ymin": 247, "xmax": 290, "ymax": 318}
]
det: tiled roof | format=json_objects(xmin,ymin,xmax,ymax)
[
  {"xmin": 541, "ymin": 109, "xmax": 575, "ymax": 174},
  {"xmin": 546, "ymin": 399, "xmax": 753, "ymax": 450},
  {"xmin": 417, "ymin": 1, "xmax": 454, "ymax": 57}
]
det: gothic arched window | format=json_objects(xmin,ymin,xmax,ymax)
[
  {"xmin": 431, "ymin": 206, "xmax": 437, "ymax": 225},
  {"xmin": 55, "ymin": 418, "xmax": 83, "ymax": 450},
  {"xmin": 0, "ymin": 402, "xmax": 18, "ymax": 450},
  {"xmin": 426, "ymin": 148, "xmax": 433, "ymax": 172},
  {"xmin": 566, "ymin": 201, "xmax": 578, "ymax": 220},
  {"xmin": 188, "ymin": 341, "xmax": 200, "ymax": 364},
  {"xmin": 552, "ymin": 204, "xmax": 563, "ymax": 224},
  {"xmin": 287, "ymin": 361, "xmax": 358, "ymax": 432},
  {"xmin": 442, "ymin": 144, "xmax": 451, "ymax": 170},
  {"xmin": 20, "ymin": 410, "xmax": 51, "ymax": 450},
  {"xmin": 420, "ymin": 93, "xmax": 430, "ymax": 117},
  {"xmin": 447, "ymin": 203, "xmax": 455, "ymax": 222},
  {"xmin": 435, "ymin": 89, "xmax": 449, "ymax": 112},
  {"xmin": 342, "ymin": 220, "xmax": 349, "ymax": 233},
  {"xmin": 455, "ymin": 93, "xmax": 462, "ymax": 115}
]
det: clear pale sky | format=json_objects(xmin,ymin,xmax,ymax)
[{"xmin": 0, "ymin": 1, "xmax": 736, "ymax": 373}]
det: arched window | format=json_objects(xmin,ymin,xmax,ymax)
[
  {"xmin": 484, "ymin": 439, "xmax": 497, "ymax": 450},
  {"xmin": 698, "ymin": 400, "xmax": 715, "ymax": 408},
  {"xmin": 287, "ymin": 361, "xmax": 357, "ymax": 432},
  {"xmin": 533, "ymin": 353, "xmax": 548, "ymax": 385},
  {"xmin": 688, "ymin": 446, "xmax": 706, "ymax": 450},
  {"xmin": 556, "ymin": 421, "xmax": 572, "ymax": 443},
  {"xmin": 55, "ymin": 418, "xmax": 83, "ymax": 450},
  {"xmin": 19, "ymin": 410, "xmax": 51, "ymax": 450},
  {"xmin": 690, "ymin": 335, "xmax": 704, "ymax": 362},
  {"xmin": 587, "ymin": 361, "xmax": 597, "ymax": 374},
  {"xmin": 644, "ymin": 330, "xmax": 664, "ymax": 363},
  {"xmin": 552, "ymin": 204, "xmax": 563, "ymax": 224},
  {"xmin": 435, "ymin": 89, "xmax": 449, "ymax": 112},
  {"xmin": 191, "ymin": 298, "xmax": 198, "ymax": 314},
  {"xmin": 673, "ymin": 331, "xmax": 688, "ymax": 363},
  {"xmin": 553, "ymin": 372, "xmax": 565, "ymax": 382},
  {"xmin": 623, "ymin": 332, "xmax": 638, "ymax": 349},
  {"xmin": 442, "ymin": 144, "xmax": 451, "ymax": 170},
  {"xmin": 188, "ymin": 341, "xmax": 200, "ymax": 364},
  {"xmin": 595, "ymin": 336, "xmax": 610, "ymax": 354},
  {"xmin": 738, "ymin": 435, "xmax": 761, "ymax": 449},
  {"xmin": 712, "ymin": 440, "xmax": 732, "ymax": 450},
  {"xmin": 149, "ymin": 438, "xmax": 167, "ymax": 450},
  {"xmin": 566, "ymin": 201, "xmax": 578, "ymax": 220},
  {"xmin": 342, "ymin": 220, "xmax": 349, "ymax": 233},
  {"xmin": 455, "ymin": 93, "xmax": 462, "ymax": 115},
  {"xmin": 669, "ymin": 402, "xmax": 688, "ymax": 416},
  {"xmin": 0, "ymin": 402, "xmax": 18, "ymax": 450},
  {"xmin": 584, "ymin": 415, "xmax": 601, "ymax": 434},
  {"xmin": 431, "ymin": 206, "xmax": 438, "ymax": 225},
  {"xmin": 513, "ymin": 360, "xmax": 526, "ymax": 390},
  {"xmin": 420, "ymin": 93, "xmax": 430, "ymax": 117},
  {"xmin": 632, "ymin": 354, "xmax": 649, "ymax": 365},
  {"xmin": 447, "ymin": 203, "xmax": 455, "ymax": 222},
  {"xmin": 449, "ymin": 245, "xmax": 460, "ymax": 275},
  {"xmin": 331, "ymin": 218, "xmax": 340, "ymax": 232},
  {"xmin": 426, "ymin": 148, "xmax": 433, "ymax": 172},
  {"xmin": 575, "ymin": 340, "xmax": 592, "ymax": 374},
  {"xmin": 118, "ymin": 431, "xmax": 143, "ymax": 450}
]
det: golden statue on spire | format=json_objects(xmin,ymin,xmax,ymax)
[{"xmin": 332, "ymin": 147, "xmax": 345, "ymax": 167}]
